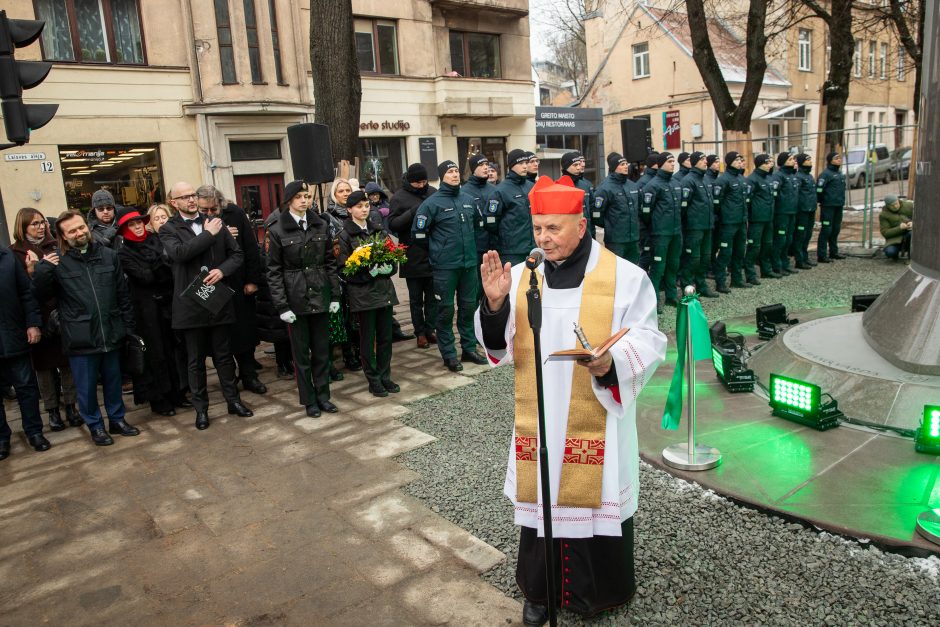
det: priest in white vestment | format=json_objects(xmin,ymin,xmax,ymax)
[{"xmin": 475, "ymin": 175, "xmax": 666, "ymax": 625}]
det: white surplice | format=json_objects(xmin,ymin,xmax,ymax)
[{"xmin": 474, "ymin": 240, "xmax": 666, "ymax": 538}]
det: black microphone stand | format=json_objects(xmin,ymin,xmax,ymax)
[{"xmin": 526, "ymin": 266, "xmax": 558, "ymax": 627}]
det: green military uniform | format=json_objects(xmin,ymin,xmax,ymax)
[
  {"xmin": 816, "ymin": 156, "xmax": 846, "ymax": 261},
  {"xmin": 463, "ymin": 171, "xmax": 501, "ymax": 289},
  {"xmin": 679, "ymin": 166, "xmax": 716, "ymax": 295},
  {"xmin": 771, "ymin": 158, "xmax": 800, "ymax": 274},
  {"xmin": 642, "ymin": 167, "xmax": 684, "ymax": 310},
  {"xmin": 595, "ymin": 165, "xmax": 640, "ymax": 264},
  {"xmin": 713, "ymin": 160, "xmax": 749, "ymax": 289},
  {"xmin": 792, "ymin": 154, "xmax": 818, "ymax": 268},
  {"xmin": 704, "ymin": 160, "xmax": 721, "ymax": 277},
  {"xmin": 412, "ymin": 179, "xmax": 480, "ymax": 363},
  {"xmin": 744, "ymin": 164, "xmax": 776, "ymax": 282},
  {"xmin": 493, "ymin": 169, "xmax": 536, "ymax": 266},
  {"xmin": 636, "ymin": 158, "xmax": 659, "ymax": 272}
]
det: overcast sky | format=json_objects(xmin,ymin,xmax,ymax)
[{"xmin": 529, "ymin": 0, "xmax": 556, "ymax": 63}]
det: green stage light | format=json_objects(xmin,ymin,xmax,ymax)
[
  {"xmin": 711, "ymin": 345, "xmax": 754, "ymax": 393},
  {"xmin": 768, "ymin": 373, "xmax": 841, "ymax": 431},
  {"xmin": 712, "ymin": 347, "xmax": 725, "ymax": 378},
  {"xmin": 915, "ymin": 405, "xmax": 940, "ymax": 455}
]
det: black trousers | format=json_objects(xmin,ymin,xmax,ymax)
[
  {"xmin": 605, "ymin": 240, "xmax": 640, "ymax": 265},
  {"xmin": 357, "ymin": 306, "xmax": 393, "ymax": 387},
  {"xmin": 0, "ymin": 353, "xmax": 44, "ymax": 440},
  {"xmin": 792, "ymin": 211, "xmax": 816, "ymax": 265},
  {"xmin": 233, "ymin": 350, "xmax": 259, "ymax": 383},
  {"xmin": 679, "ymin": 229, "xmax": 712, "ymax": 292},
  {"xmin": 638, "ymin": 221, "xmax": 652, "ymax": 271},
  {"xmin": 406, "ymin": 277, "xmax": 437, "ymax": 338},
  {"xmin": 772, "ymin": 213, "xmax": 797, "ymax": 272},
  {"xmin": 818, "ymin": 205, "xmax": 843, "ymax": 259},
  {"xmin": 182, "ymin": 326, "xmax": 240, "ymax": 412},
  {"xmin": 287, "ymin": 312, "xmax": 331, "ymax": 407}
]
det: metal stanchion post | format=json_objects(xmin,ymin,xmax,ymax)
[{"xmin": 662, "ymin": 287, "xmax": 722, "ymax": 471}]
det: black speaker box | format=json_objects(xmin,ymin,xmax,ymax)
[
  {"xmin": 620, "ymin": 118, "xmax": 651, "ymax": 163},
  {"xmin": 287, "ymin": 123, "xmax": 335, "ymax": 184}
]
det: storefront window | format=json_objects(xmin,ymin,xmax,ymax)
[
  {"xmin": 358, "ymin": 138, "xmax": 406, "ymax": 193},
  {"xmin": 457, "ymin": 137, "xmax": 506, "ymax": 180},
  {"xmin": 59, "ymin": 143, "xmax": 163, "ymax": 214}
]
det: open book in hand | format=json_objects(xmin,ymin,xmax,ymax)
[{"xmin": 548, "ymin": 327, "xmax": 629, "ymax": 361}]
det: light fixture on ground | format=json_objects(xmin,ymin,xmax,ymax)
[
  {"xmin": 709, "ymin": 322, "xmax": 754, "ymax": 392},
  {"xmin": 914, "ymin": 405, "xmax": 940, "ymax": 455},
  {"xmin": 768, "ymin": 373, "xmax": 842, "ymax": 431},
  {"xmin": 756, "ymin": 304, "xmax": 797, "ymax": 341}
]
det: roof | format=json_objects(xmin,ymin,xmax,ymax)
[{"xmin": 641, "ymin": 5, "xmax": 790, "ymax": 87}]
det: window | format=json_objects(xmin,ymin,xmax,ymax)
[
  {"xmin": 269, "ymin": 0, "xmax": 284, "ymax": 84},
  {"xmin": 34, "ymin": 0, "xmax": 145, "ymax": 64},
  {"xmin": 539, "ymin": 87, "xmax": 551, "ymax": 106},
  {"xmin": 59, "ymin": 144, "xmax": 162, "ymax": 212},
  {"xmin": 358, "ymin": 138, "xmax": 406, "ymax": 192},
  {"xmin": 632, "ymin": 42, "xmax": 650, "ymax": 78},
  {"xmin": 879, "ymin": 42, "xmax": 887, "ymax": 79},
  {"xmin": 868, "ymin": 41, "xmax": 876, "ymax": 78},
  {"xmin": 897, "ymin": 46, "xmax": 906, "ymax": 81},
  {"xmin": 243, "ymin": 0, "xmax": 263, "ymax": 83},
  {"xmin": 355, "ymin": 19, "xmax": 399, "ymax": 75},
  {"xmin": 853, "ymin": 41, "xmax": 861, "ymax": 77},
  {"xmin": 214, "ymin": 0, "xmax": 237, "ymax": 83},
  {"xmin": 449, "ymin": 31, "xmax": 500, "ymax": 78},
  {"xmin": 230, "ymin": 140, "xmax": 281, "ymax": 161},
  {"xmin": 798, "ymin": 29, "xmax": 812, "ymax": 71}
]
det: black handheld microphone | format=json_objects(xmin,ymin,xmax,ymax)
[{"xmin": 525, "ymin": 247, "xmax": 545, "ymax": 270}]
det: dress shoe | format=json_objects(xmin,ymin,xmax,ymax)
[
  {"xmin": 48, "ymin": 408, "xmax": 66, "ymax": 432},
  {"xmin": 444, "ymin": 358, "xmax": 463, "ymax": 372},
  {"xmin": 817, "ymin": 257, "xmax": 832, "ymax": 263},
  {"xmin": 392, "ymin": 328, "xmax": 415, "ymax": 343},
  {"xmin": 426, "ymin": 332, "xmax": 438, "ymax": 345},
  {"xmin": 782, "ymin": 267, "xmax": 798, "ymax": 275},
  {"xmin": 369, "ymin": 383, "xmax": 389, "ymax": 398},
  {"xmin": 416, "ymin": 335, "xmax": 429, "ymax": 349},
  {"xmin": 381, "ymin": 380, "xmax": 401, "ymax": 394},
  {"xmin": 227, "ymin": 402, "xmax": 254, "ymax": 417},
  {"xmin": 195, "ymin": 412, "xmax": 210, "ymax": 430},
  {"xmin": 716, "ymin": 284, "xmax": 731, "ymax": 294},
  {"xmin": 0, "ymin": 440, "xmax": 9, "ymax": 461},
  {"xmin": 746, "ymin": 276, "xmax": 761, "ymax": 286},
  {"xmin": 522, "ymin": 600, "xmax": 549, "ymax": 627},
  {"xmin": 27, "ymin": 433, "xmax": 52, "ymax": 452},
  {"xmin": 831, "ymin": 253, "xmax": 847, "ymax": 260},
  {"xmin": 90, "ymin": 427, "xmax": 114, "ymax": 446},
  {"xmin": 461, "ymin": 351, "xmax": 488, "ymax": 365},
  {"xmin": 730, "ymin": 281, "xmax": 752, "ymax": 289},
  {"xmin": 762, "ymin": 271, "xmax": 782, "ymax": 279},
  {"xmin": 795, "ymin": 262, "xmax": 813, "ymax": 270},
  {"xmin": 318, "ymin": 399, "xmax": 339, "ymax": 413},
  {"xmin": 699, "ymin": 287, "xmax": 720, "ymax": 298},
  {"xmin": 329, "ymin": 367, "xmax": 345, "ymax": 381},
  {"xmin": 806, "ymin": 259, "xmax": 818, "ymax": 267},
  {"xmin": 306, "ymin": 404, "xmax": 321, "ymax": 418},
  {"xmin": 242, "ymin": 378, "xmax": 268, "ymax": 395},
  {"xmin": 108, "ymin": 420, "xmax": 140, "ymax": 436},
  {"xmin": 65, "ymin": 404, "xmax": 83, "ymax": 427}
]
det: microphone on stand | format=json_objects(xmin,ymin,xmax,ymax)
[{"xmin": 525, "ymin": 247, "xmax": 545, "ymax": 270}]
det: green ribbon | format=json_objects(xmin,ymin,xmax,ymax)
[{"xmin": 662, "ymin": 294, "xmax": 712, "ymax": 430}]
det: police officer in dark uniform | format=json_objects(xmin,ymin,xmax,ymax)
[
  {"xmin": 636, "ymin": 152, "xmax": 660, "ymax": 271},
  {"xmin": 713, "ymin": 151, "xmax": 750, "ymax": 292},
  {"xmin": 816, "ymin": 151, "xmax": 846, "ymax": 262},
  {"xmin": 493, "ymin": 149, "xmax": 536, "ymax": 266},
  {"xmin": 561, "ymin": 151, "xmax": 596, "ymax": 238},
  {"xmin": 679, "ymin": 152, "xmax": 718, "ymax": 297},
  {"xmin": 525, "ymin": 151, "xmax": 540, "ymax": 189},
  {"xmin": 462, "ymin": 153, "xmax": 501, "ymax": 287},
  {"xmin": 704, "ymin": 154, "xmax": 721, "ymax": 278},
  {"xmin": 595, "ymin": 152, "xmax": 640, "ymax": 263},
  {"xmin": 744, "ymin": 153, "xmax": 777, "ymax": 285},
  {"xmin": 641, "ymin": 152, "xmax": 684, "ymax": 313},
  {"xmin": 771, "ymin": 152, "xmax": 801, "ymax": 275},
  {"xmin": 413, "ymin": 160, "xmax": 487, "ymax": 372},
  {"xmin": 792, "ymin": 153, "xmax": 818, "ymax": 269},
  {"xmin": 674, "ymin": 152, "xmax": 692, "ymax": 184}
]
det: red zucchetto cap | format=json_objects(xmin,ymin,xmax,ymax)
[{"xmin": 527, "ymin": 175, "xmax": 585, "ymax": 215}]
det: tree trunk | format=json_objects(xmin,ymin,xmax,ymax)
[
  {"xmin": 309, "ymin": 0, "xmax": 361, "ymax": 162},
  {"xmin": 818, "ymin": 0, "xmax": 855, "ymax": 152}
]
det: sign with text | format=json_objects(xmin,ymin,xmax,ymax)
[
  {"xmin": 535, "ymin": 107, "xmax": 604, "ymax": 134},
  {"xmin": 419, "ymin": 137, "xmax": 438, "ymax": 177},
  {"xmin": 4, "ymin": 152, "xmax": 46, "ymax": 161},
  {"xmin": 663, "ymin": 110, "xmax": 681, "ymax": 150}
]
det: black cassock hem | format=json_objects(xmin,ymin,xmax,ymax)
[{"xmin": 516, "ymin": 518, "xmax": 635, "ymax": 618}]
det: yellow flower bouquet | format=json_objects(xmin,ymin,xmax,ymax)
[{"xmin": 342, "ymin": 233, "xmax": 407, "ymax": 277}]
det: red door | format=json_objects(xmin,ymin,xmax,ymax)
[{"xmin": 234, "ymin": 174, "xmax": 284, "ymax": 242}]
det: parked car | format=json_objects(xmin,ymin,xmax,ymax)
[
  {"xmin": 843, "ymin": 144, "xmax": 893, "ymax": 188},
  {"xmin": 890, "ymin": 146, "xmax": 912, "ymax": 180}
]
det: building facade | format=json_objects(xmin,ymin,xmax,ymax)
[
  {"xmin": 581, "ymin": 1, "xmax": 916, "ymax": 162},
  {"xmin": 1, "ymin": 0, "xmax": 535, "ymax": 236}
]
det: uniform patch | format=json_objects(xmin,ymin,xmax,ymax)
[
  {"xmin": 778, "ymin": 230, "xmax": 786, "ymax": 235},
  {"xmin": 682, "ymin": 188, "xmax": 690, "ymax": 199},
  {"xmin": 595, "ymin": 196, "xmax": 604, "ymax": 208},
  {"xmin": 415, "ymin": 232, "xmax": 426, "ymax": 239},
  {"xmin": 443, "ymin": 207, "xmax": 454, "ymax": 212},
  {"xmin": 822, "ymin": 221, "xmax": 830, "ymax": 226},
  {"xmin": 685, "ymin": 249, "xmax": 692, "ymax": 254},
  {"xmin": 642, "ymin": 207, "xmax": 650, "ymax": 213},
  {"xmin": 592, "ymin": 212, "xmax": 601, "ymax": 218},
  {"xmin": 797, "ymin": 225, "xmax": 805, "ymax": 230},
  {"xmin": 653, "ymin": 256, "xmax": 662, "ymax": 261},
  {"xmin": 416, "ymin": 215, "xmax": 427, "ymax": 229},
  {"xmin": 747, "ymin": 239, "xmax": 754, "ymax": 244},
  {"xmin": 643, "ymin": 192, "xmax": 653, "ymax": 204},
  {"xmin": 720, "ymin": 242, "xmax": 729, "ymax": 247},
  {"xmin": 643, "ymin": 246, "xmax": 650, "ymax": 251},
  {"xmin": 486, "ymin": 216, "xmax": 496, "ymax": 224},
  {"xmin": 681, "ymin": 202, "xmax": 688, "ymax": 207},
  {"xmin": 487, "ymin": 199, "xmax": 499, "ymax": 214}
]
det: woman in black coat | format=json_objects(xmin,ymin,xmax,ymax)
[
  {"xmin": 117, "ymin": 210, "xmax": 184, "ymax": 415},
  {"xmin": 337, "ymin": 191, "xmax": 399, "ymax": 398}
]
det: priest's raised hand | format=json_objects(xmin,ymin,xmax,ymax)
[{"xmin": 481, "ymin": 250, "xmax": 512, "ymax": 311}]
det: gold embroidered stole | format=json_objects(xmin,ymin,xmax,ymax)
[{"xmin": 513, "ymin": 246, "xmax": 617, "ymax": 508}]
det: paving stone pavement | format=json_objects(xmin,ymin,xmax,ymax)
[{"xmin": 0, "ymin": 303, "xmax": 522, "ymax": 626}]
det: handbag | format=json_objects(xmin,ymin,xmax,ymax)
[
  {"xmin": 181, "ymin": 266, "xmax": 235, "ymax": 315},
  {"xmin": 123, "ymin": 334, "xmax": 147, "ymax": 376}
]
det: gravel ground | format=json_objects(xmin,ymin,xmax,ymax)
[{"xmin": 398, "ymin": 254, "xmax": 940, "ymax": 625}]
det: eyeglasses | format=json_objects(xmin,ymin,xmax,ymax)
[
  {"xmin": 28, "ymin": 220, "xmax": 46, "ymax": 227},
  {"xmin": 173, "ymin": 193, "xmax": 197, "ymax": 201}
]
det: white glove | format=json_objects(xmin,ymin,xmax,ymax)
[
  {"xmin": 329, "ymin": 301, "xmax": 340, "ymax": 313},
  {"xmin": 377, "ymin": 263, "xmax": 393, "ymax": 276},
  {"xmin": 369, "ymin": 266, "xmax": 380, "ymax": 277},
  {"xmin": 279, "ymin": 311, "xmax": 297, "ymax": 324}
]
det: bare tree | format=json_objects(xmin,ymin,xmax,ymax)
[
  {"xmin": 873, "ymin": 0, "xmax": 924, "ymax": 118},
  {"xmin": 309, "ymin": 0, "xmax": 361, "ymax": 161},
  {"xmin": 533, "ymin": 0, "xmax": 590, "ymax": 97}
]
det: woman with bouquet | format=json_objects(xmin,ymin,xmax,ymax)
[{"xmin": 337, "ymin": 191, "xmax": 405, "ymax": 397}]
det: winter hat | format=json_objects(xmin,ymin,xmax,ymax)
[
  {"xmin": 468, "ymin": 154, "xmax": 489, "ymax": 172},
  {"xmin": 438, "ymin": 160, "xmax": 459, "ymax": 180},
  {"xmin": 284, "ymin": 180, "xmax": 309, "ymax": 201},
  {"xmin": 347, "ymin": 190, "xmax": 368, "ymax": 207},
  {"xmin": 826, "ymin": 151, "xmax": 840, "ymax": 164},
  {"xmin": 364, "ymin": 181, "xmax": 387, "ymax": 199},
  {"xmin": 406, "ymin": 163, "xmax": 428, "ymax": 183},
  {"xmin": 795, "ymin": 153, "xmax": 811, "ymax": 167},
  {"xmin": 884, "ymin": 193, "xmax": 899, "ymax": 207},
  {"xmin": 656, "ymin": 152, "xmax": 674, "ymax": 168},
  {"xmin": 689, "ymin": 151, "xmax": 706, "ymax": 167},
  {"xmin": 92, "ymin": 189, "xmax": 115, "ymax": 209},
  {"xmin": 348, "ymin": 177, "xmax": 362, "ymax": 191},
  {"xmin": 561, "ymin": 151, "xmax": 585, "ymax": 171},
  {"xmin": 706, "ymin": 154, "xmax": 719, "ymax": 168},
  {"xmin": 507, "ymin": 149, "xmax": 529, "ymax": 167},
  {"xmin": 777, "ymin": 151, "xmax": 792, "ymax": 167},
  {"xmin": 646, "ymin": 152, "xmax": 661, "ymax": 168},
  {"xmin": 724, "ymin": 151, "xmax": 741, "ymax": 167},
  {"xmin": 678, "ymin": 152, "xmax": 691, "ymax": 166},
  {"xmin": 526, "ymin": 151, "xmax": 539, "ymax": 162},
  {"xmin": 754, "ymin": 153, "xmax": 771, "ymax": 168},
  {"xmin": 607, "ymin": 152, "xmax": 627, "ymax": 172}
]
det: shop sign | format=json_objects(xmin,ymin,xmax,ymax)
[
  {"xmin": 359, "ymin": 120, "xmax": 411, "ymax": 131},
  {"xmin": 663, "ymin": 110, "xmax": 681, "ymax": 150},
  {"xmin": 419, "ymin": 137, "xmax": 438, "ymax": 173},
  {"xmin": 535, "ymin": 107, "xmax": 603, "ymax": 134},
  {"xmin": 60, "ymin": 149, "xmax": 107, "ymax": 162},
  {"xmin": 4, "ymin": 152, "xmax": 46, "ymax": 161}
]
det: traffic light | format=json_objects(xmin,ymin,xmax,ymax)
[{"xmin": 0, "ymin": 10, "xmax": 58, "ymax": 146}]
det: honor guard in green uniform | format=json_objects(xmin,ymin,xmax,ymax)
[
  {"xmin": 525, "ymin": 151, "xmax": 540, "ymax": 189},
  {"xmin": 492, "ymin": 149, "xmax": 537, "ymax": 266},
  {"xmin": 641, "ymin": 152, "xmax": 684, "ymax": 313},
  {"xmin": 744, "ymin": 153, "xmax": 777, "ymax": 284},
  {"xmin": 595, "ymin": 152, "xmax": 640, "ymax": 263},
  {"xmin": 713, "ymin": 151, "xmax": 750, "ymax": 292},
  {"xmin": 816, "ymin": 151, "xmax": 847, "ymax": 262},
  {"xmin": 412, "ymin": 160, "xmax": 487, "ymax": 372},
  {"xmin": 791, "ymin": 153, "xmax": 818, "ymax": 269},
  {"xmin": 771, "ymin": 152, "xmax": 801, "ymax": 275},
  {"xmin": 679, "ymin": 152, "xmax": 718, "ymax": 297},
  {"xmin": 561, "ymin": 151, "xmax": 596, "ymax": 239},
  {"xmin": 636, "ymin": 152, "xmax": 660, "ymax": 272},
  {"xmin": 674, "ymin": 151, "xmax": 692, "ymax": 184},
  {"xmin": 704, "ymin": 154, "xmax": 721, "ymax": 278},
  {"xmin": 462, "ymin": 153, "xmax": 501, "ymax": 284}
]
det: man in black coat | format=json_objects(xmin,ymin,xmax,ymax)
[
  {"xmin": 0, "ymin": 247, "xmax": 48, "ymax": 459},
  {"xmin": 195, "ymin": 185, "xmax": 267, "ymax": 395},
  {"xmin": 160, "ymin": 181, "xmax": 252, "ymax": 430},
  {"xmin": 33, "ymin": 211, "xmax": 140, "ymax": 447},
  {"xmin": 388, "ymin": 164, "xmax": 438, "ymax": 349}
]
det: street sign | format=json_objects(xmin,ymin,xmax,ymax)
[
  {"xmin": 40, "ymin": 160, "xmax": 53, "ymax": 172},
  {"xmin": 4, "ymin": 151, "xmax": 45, "ymax": 161}
]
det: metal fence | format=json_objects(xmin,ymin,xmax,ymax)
[{"xmin": 682, "ymin": 124, "xmax": 918, "ymax": 249}]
